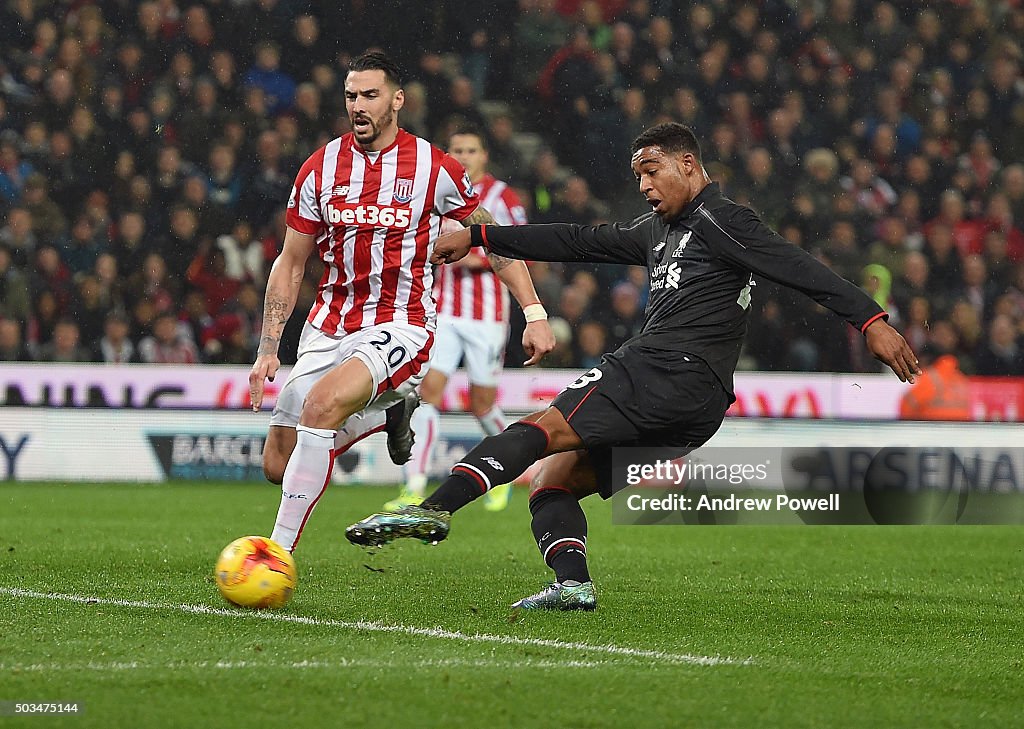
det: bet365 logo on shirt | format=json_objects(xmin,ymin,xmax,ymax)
[{"xmin": 326, "ymin": 202, "xmax": 412, "ymax": 228}]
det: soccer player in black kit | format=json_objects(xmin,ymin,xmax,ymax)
[{"xmin": 347, "ymin": 123, "xmax": 920, "ymax": 610}]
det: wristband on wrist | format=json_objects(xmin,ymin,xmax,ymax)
[
  {"xmin": 523, "ymin": 303, "xmax": 548, "ymax": 322},
  {"xmin": 470, "ymin": 224, "xmax": 487, "ymax": 248}
]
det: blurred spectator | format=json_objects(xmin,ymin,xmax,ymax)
[
  {"xmin": 138, "ymin": 312, "xmax": 199, "ymax": 364},
  {"xmin": 866, "ymin": 217, "xmax": 909, "ymax": 278},
  {"xmin": 547, "ymin": 176, "xmax": 608, "ymax": 226},
  {"xmin": 0, "ymin": 134, "xmax": 34, "ymax": 204},
  {"xmin": 126, "ymin": 252, "xmax": 177, "ymax": 316},
  {"xmin": 576, "ymin": 319, "xmax": 607, "ymax": 368},
  {"xmin": 892, "ymin": 251, "xmax": 931, "ymax": 316},
  {"xmin": 730, "ymin": 147, "xmax": 786, "ymax": 227},
  {"xmin": 901, "ymin": 296, "xmax": 931, "ymax": 354},
  {"xmin": 109, "ymin": 211, "xmax": 149, "ymax": 273},
  {"xmin": 542, "ymin": 316, "xmax": 575, "ymax": 368},
  {"xmin": 522, "ymin": 148, "xmax": 567, "ymax": 220},
  {"xmin": 1003, "ymin": 165, "xmax": 1024, "ymax": 223},
  {"xmin": 981, "ymin": 192, "xmax": 1024, "ymax": 262},
  {"xmin": 57, "ymin": 214, "xmax": 104, "ymax": 275},
  {"xmin": 156, "ymin": 205, "xmax": 202, "ymax": 283},
  {"xmin": 202, "ymin": 313, "xmax": 250, "ymax": 365},
  {"xmin": 94, "ymin": 310, "xmax": 137, "ymax": 364},
  {"xmin": 899, "ymin": 347, "xmax": 971, "ymax": 421},
  {"xmin": 922, "ymin": 222, "xmax": 963, "ymax": 292},
  {"xmin": 0, "ymin": 317, "xmax": 29, "ymax": 361},
  {"xmin": 243, "ymin": 130, "xmax": 293, "ymax": 227},
  {"xmin": 840, "ymin": 159, "xmax": 897, "ymax": 219},
  {"xmin": 974, "ymin": 314, "xmax": 1023, "ymax": 376},
  {"xmin": 21, "ymin": 172, "xmax": 67, "ymax": 245},
  {"xmin": 177, "ymin": 77, "xmax": 225, "ymax": 164},
  {"xmin": 0, "ymin": 244, "xmax": 31, "ymax": 323},
  {"xmin": 0, "ymin": 206, "xmax": 37, "ymax": 267},
  {"xmin": 73, "ymin": 274, "xmax": 109, "ymax": 345},
  {"xmin": 243, "ymin": 42, "xmax": 296, "ymax": 115},
  {"xmin": 37, "ymin": 317, "xmax": 90, "ymax": 362},
  {"xmin": 606, "ymin": 281, "xmax": 642, "ymax": 350},
  {"xmin": 186, "ymin": 244, "xmax": 241, "ymax": 316},
  {"xmin": 216, "ymin": 221, "xmax": 265, "ymax": 285},
  {"xmin": 959, "ymin": 255, "xmax": 998, "ymax": 321},
  {"xmin": 282, "ymin": 15, "xmax": 328, "ymax": 83},
  {"xmin": 513, "ymin": 0, "xmax": 571, "ymax": 92},
  {"xmin": 485, "ymin": 113, "xmax": 524, "ymax": 183},
  {"xmin": 795, "ymin": 149, "xmax": 842, "ymax": 236}
]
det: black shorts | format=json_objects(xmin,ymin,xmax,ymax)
[{"xmin": 551, "ymin": 342, "xmax": 729, "ymax": 498}]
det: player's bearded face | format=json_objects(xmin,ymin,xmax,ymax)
[
  {"xmin": 345, "ymin": 70, "xmax": 403, "ymax": 148},
  {"xmin": 350, "ymin": 104, "xmax": 393, "ymax": 145}
]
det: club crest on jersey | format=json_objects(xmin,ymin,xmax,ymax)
[
  {"xmin": 672, "ymin": 230, "xmax": 693, "ymax": 257},
  {"xmin": 393, "ymin": 178, "xmax": 414, "ymax": 204}
]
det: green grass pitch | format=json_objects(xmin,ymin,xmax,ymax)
[{"xmin": 1, "ymin": 481, "xmax": 1022, "ymax": 728}]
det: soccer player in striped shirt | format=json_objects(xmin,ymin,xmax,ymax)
[
  {"xmin": 385, "ymin": 128, "xmax": 554, "ymax": 513},
  {"xmin": 248, "ymin": 53, "xmax": 554, "ymax": 552}
]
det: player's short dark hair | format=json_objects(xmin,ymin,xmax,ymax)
[
  {"xmin": 448, "ymin": 126, "xmax": 488, "ymax": 150},
  {"xmin": 631, "ymin": 123, "xmax": 702, "ymax": 161},
  {"xmin": 348, "ymin": 51, "xmax": 403, "ymax": 87}
]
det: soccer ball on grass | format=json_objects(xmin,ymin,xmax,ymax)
[{"xmin": 215, "ymin": 536, "xmax": 296, "ymax": 609}]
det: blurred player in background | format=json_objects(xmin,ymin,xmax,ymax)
[
  {"xmin": 385, "ymin": 128, "xmax": 553, "ymax": 513},
  {"xmin": 248, "ymin": 52, "xmax": 550, "ymax": 552},
  {"xmin": 347, "ymin": 122, "xmax": 920, "ymax": 610}
]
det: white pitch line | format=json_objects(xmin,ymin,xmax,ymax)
[
  {"xmin": 0, "ymin": 657, "xmax": 618, "ymax": 673},
  {"xmin": 1, "ymin": 587, "xmax": 748, "ymax": 667}
]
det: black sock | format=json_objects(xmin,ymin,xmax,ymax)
[
  {"xmin": 422, "ymin": 421, "xmax": 549, "ymax": 513},
  {"xmin": 530, "ymin": 487, "xmax": 590, "ymax": 584}
]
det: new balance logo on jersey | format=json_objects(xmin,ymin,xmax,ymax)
[
  {"xmin": 672, "ymin": 230, "xmax": 692, "ymax": 257},
  {"xmin": 653, "ymin": 240, "xmax": 666, "ymax": 254},
  {"xmin": 325, "ymin": 203, "xmax": 411, "ymax": 228},
  {"xmin": 482, "ymin": 456, "xmax": 504, "ymax": 471},
  {"xmin": 333, "ymin": 185, "xmax": 350, "ymax": 196},
  {"xmin": 666, "ymin": 262, "xmax": 681, "ymax": 289}
]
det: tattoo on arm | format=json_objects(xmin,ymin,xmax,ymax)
[
  {"xmin": 461, "ymin": 207, "xmax": 496, "ymax": 226},
  {"xmin": 258, "ymin": 295, "xmax": 290, "ymax": 356},
  {"xmin": 487, "ymin": 253, "xmax": 515, "ymax": 272},
  {"xmin": 459, "ymin": 206, "xmax": 511, "ymax": 270}
]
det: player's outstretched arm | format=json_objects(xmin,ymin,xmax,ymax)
[
  {"xmin": 864, "ymin": 318, "xmax": 922, "ymax": 383},
  {"xmin": 249, "ymin": 227, "xmax": 316, "ymax": 411}
]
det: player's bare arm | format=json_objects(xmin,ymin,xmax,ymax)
[
  {"xmin": 249, "ymin": 227, "xmax": 316, "ymax": 410},
  {"xmin": 456, "ymin": 206, "xmax": 555, "ymax": 365},
  {"xmin": 864, "ymin": 318, "xmax": 922, "ymax": 383},
  {"xmin": 493, "ymin": 257, "xmax": 556, "ymax": 366}
]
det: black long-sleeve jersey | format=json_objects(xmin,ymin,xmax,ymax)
[{"xmin": 474, "ymin": 182, "xmax": 886, "ymax": 395}]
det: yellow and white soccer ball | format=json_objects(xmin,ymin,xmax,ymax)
[{"xmin": 215, "ymin": 536, "xmax": 296, "ymax": 609}]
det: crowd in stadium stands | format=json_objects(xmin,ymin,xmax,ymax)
[{"xmin": 1, "ymin": 0, "xmax": 1023, "ymax": 377}]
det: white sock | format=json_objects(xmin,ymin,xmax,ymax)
[
  {"xmin": 334, "ymin": 409, "xmax": 386, "ymax": 453},
  {"xmin": 477, "ymin": 405, "xmax": 507, "ymax": 437},
  {"xmin": 271, "ymin": 425, "xmax": 336, "ymax": 552},
  {"xmin": 403, "ymin": 402, "xmax": 438, "ymax": 496}
]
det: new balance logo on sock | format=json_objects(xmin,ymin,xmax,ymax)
[{"xmin": 482, "ymin": 456, "xmax": 504, "ymax": 471}]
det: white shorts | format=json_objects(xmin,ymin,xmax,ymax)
[
  {"xmin": 270, "ymin": 321, "xmax": 433, "ymax": 428},
  {"xmin": 428, "ymin": 315, "xmax": 508, "ymax": 386}
]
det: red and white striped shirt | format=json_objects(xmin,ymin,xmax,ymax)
[
  {"xmin": 285, "ymin": 129, "xmax": 479, "ymax": 335},
  {"xmin": 434, "ymin": 174, "xmax": 527, "ymax": 323}
]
